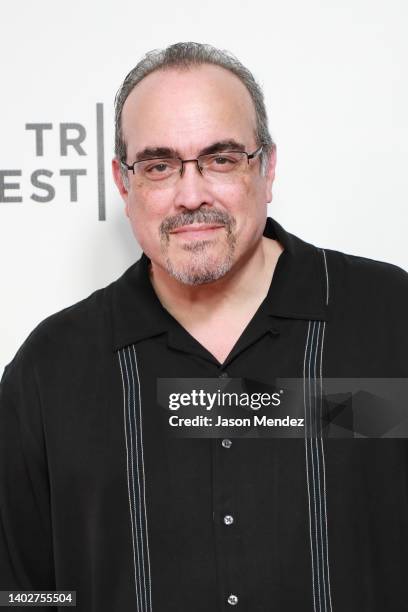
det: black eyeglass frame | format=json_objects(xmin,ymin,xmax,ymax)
[{"xmin": 120, "ymin": 145, "xmax": 264, "ymax": 176}]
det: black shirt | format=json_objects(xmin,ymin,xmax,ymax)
[{"xmin": 1, "ymin": 216, "xmax": 408, "ymax": 611}]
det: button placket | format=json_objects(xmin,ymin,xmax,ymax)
[{"xmin": 213, "ymin": 396, "xmax": 241, "ymax": 611}]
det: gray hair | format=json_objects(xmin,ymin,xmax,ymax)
[{"xmin": 114, "ymin": 42, "xmax": 275, "ymax": 182}]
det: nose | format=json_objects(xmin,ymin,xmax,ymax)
[{"xmin": 172, "ymin": 159, "xmax": 215, "ymax": 211}]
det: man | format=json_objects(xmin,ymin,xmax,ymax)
[{"xmin": 1, "ymin": 42, "xmax": 407, "ymax": 612}]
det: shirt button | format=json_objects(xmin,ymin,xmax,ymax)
[
  {"xmin": 223, "ymin": 514, "xmax": 234, "ymax": 526},
  {"xmin": 219, "ymin": 371, "xmax": 229, "ymax": 378},
  {"xmin": 222, "ymin": 439, "xmax": 232, "ymax": 449},
  {"xmin": 227, "ymin": 594, "xmax": 239, "ymax": 606}
]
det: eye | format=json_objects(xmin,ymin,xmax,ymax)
[
  {"xmin": 213, "ymin": 156, "xmax": 235, "ymax": 165},
  {"xmin": 147, "ymin": 162, "xmax": 170, "ymax": 173},
  {"xmin": 202, "ymin": 152, "xmax": 242, "ymax": 172},
  {"xmin": 140, "ymin": 158, "xmax": 179, "ymax": 180}
]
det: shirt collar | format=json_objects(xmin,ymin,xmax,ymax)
[{"xmin": 110, "ymin": 216, "xmax": 329, "ymax": 351}]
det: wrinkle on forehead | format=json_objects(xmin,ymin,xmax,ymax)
[{"xmin": 121, "ymin": 64, "xmax": 258, "ymax": 159}]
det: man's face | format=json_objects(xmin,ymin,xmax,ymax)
[{"xmin": 112, "ymin": 64, "xmax": 276, "ymax": 285}]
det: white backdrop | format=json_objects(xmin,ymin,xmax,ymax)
[{"xmin": 1, "ymin": 0, "xmax": 407, "ymax": 374}]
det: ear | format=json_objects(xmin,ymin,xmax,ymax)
[
  {"xmin": 112, "ymin": 158, "xmax": 130, "ymax": 217},
  {"xmin": 264, "ymin": 145, "xmax": 277, "ymax": 204}
]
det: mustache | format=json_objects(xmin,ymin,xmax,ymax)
[{"xmin": 160, "ymin": 209, "xmax": 235, "ymax": 235}]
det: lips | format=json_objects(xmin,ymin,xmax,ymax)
[{"xmin": 170, "ymin": 224, "xmax": 224, "ymax": 234}]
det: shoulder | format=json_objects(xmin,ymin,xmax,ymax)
[
  {"xmin": 2, "ymin": 281, "xmax": 113, "ymax": 383},
  {"xmin": 320, "ymin": 246, "xmax": 408, "ymax": 313},
  {"xmin": 278, "ymin": 218, "xmax": 408, "ymax": 310},
  {"xmin": 322, "ymin": 246, "xmax": 407, "ymax": 286}
]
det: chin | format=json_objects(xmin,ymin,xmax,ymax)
[{"xmin": 165, "ymin": 253, "xmax": 234, "ymax": 286}]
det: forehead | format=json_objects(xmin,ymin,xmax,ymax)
[{"xmin": 121, "ymin": 64, "xmax": 257, "ymax": 158}]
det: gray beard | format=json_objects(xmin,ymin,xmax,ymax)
[
  {"xmin": 163, "ymin": 237, "xmax": 236, "ymax": 285},
  {"xmin": 159, "ymin": 208, "xmax": 237, "ymax": 285}
]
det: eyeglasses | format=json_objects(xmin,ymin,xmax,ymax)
[{"xmin": 121, "ymin": 145, "xmax": 264, "ymax": 188}]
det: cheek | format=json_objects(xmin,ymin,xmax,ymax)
[
  {"xmin": 214, "ymin": 178, "xmax": 257, "ymax": 223},
  {"xmin": 214, "ymin": 179, "xmax": 252, "ymax": 208},
  {"xmin": 128, "ymin": 187, "xmax": 172, "ymax": 221},
  {"xmin": 219, "ymin": 178, "xmax": 267, "ymax": 239}
]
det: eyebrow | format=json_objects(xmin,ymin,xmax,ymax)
[{"xmin": 134, "ymin": 139, "xmax": 246, "ymax": 161}]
